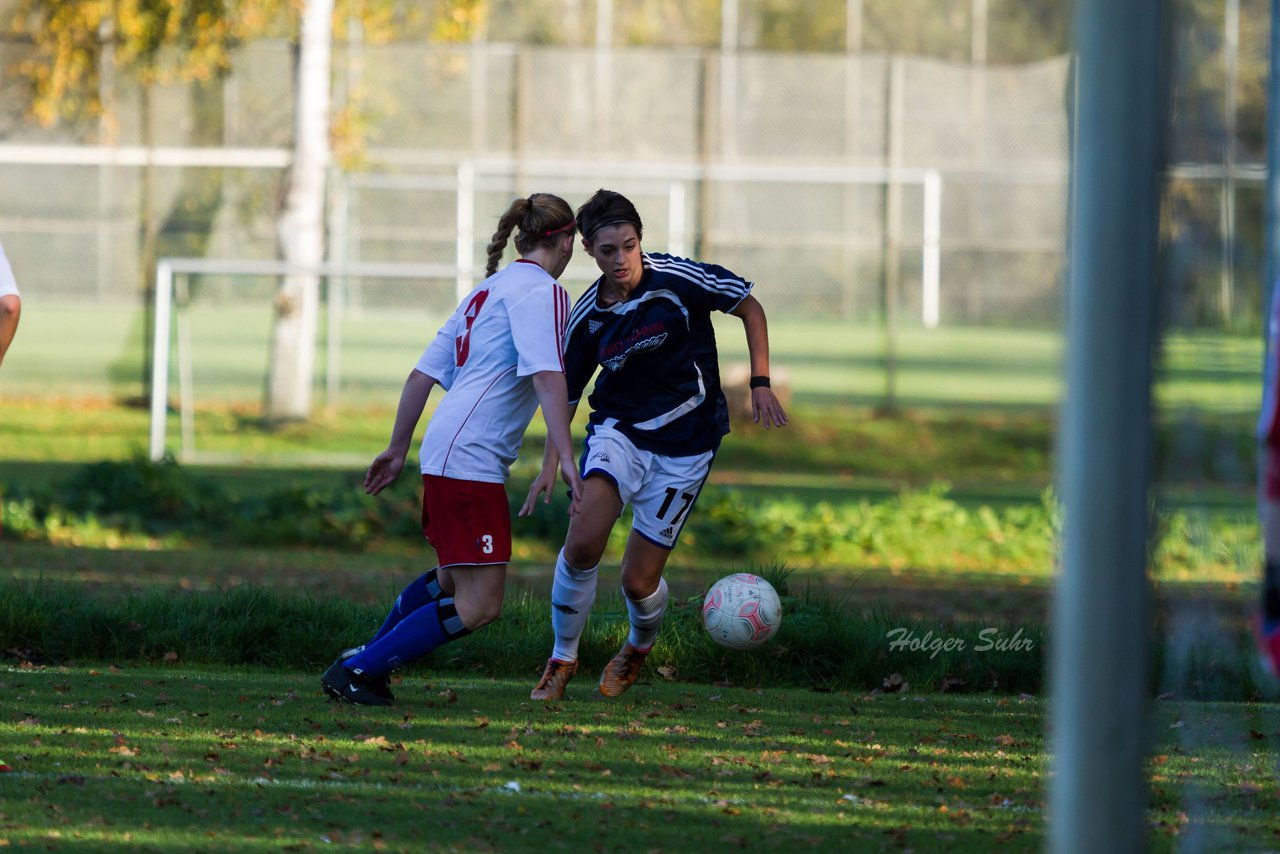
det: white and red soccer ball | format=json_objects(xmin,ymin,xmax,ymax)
[{"xmin": 702, "ymin": 573, "xmax": 782, "ymax": 650}]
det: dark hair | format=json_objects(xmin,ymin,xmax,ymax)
[
  {"xmin": 575, "ymin": 189, "xmax": 643, "ymax": 243},
  {"xmin": 484, "ymin": 193, "xmax": 575, "ymax": 276}
]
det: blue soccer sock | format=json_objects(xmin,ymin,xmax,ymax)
[
  {"xmin": 370, "ymin": 568, "xmax": 449, "ymax": 644},
  {"xmin": 345, "ymin": 597, "xmax": 470, "ymax": 679}
]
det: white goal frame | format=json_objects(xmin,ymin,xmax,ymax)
[
  {"xmin": 343, "ymin": 157, "xmax": 944, "ymax": 324},
  {"xmin": 148, "ymin": 257, "xmax": 455, "ymax": 462},
  {"xmin": 150, "ymin": 159, "xmax": 943, "ymax": 463}
]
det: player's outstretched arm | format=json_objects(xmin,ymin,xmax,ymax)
[
  {"xmin": 520, "ymin": 380, "xmax": 581, "ymax": 516},
  {"xmin": 518, "ymin": 442, "xmax": 562, "ymax": 517},
  {"xmin": 729, "ymin": 294, "xmax": 788, "ymax": 429},
  {"xmin": 365, "ymin": 369, "xmax": 437, "ymax": 495}
]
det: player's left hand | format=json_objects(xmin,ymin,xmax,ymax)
[
  {"xmin": 519, "ymin": 466, "xmax": 559, "ymax": 517},
  {"xmin": 364, "ymin": 448, "xmax": 405, "ymax": 495},
  {"xmin": 752, "ymin": 387, "xmax": 788, "ymax": 429}
]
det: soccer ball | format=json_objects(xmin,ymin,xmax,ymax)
[{"xmin": 701, "ymin": 573, "xmax": 782, "ymax": 650}]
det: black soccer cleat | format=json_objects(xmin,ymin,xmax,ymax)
[
  {"xmin": 338, "ymin": 646, "xmax": 395, "ymax": 702},
  {"xmin": 321, "ymin": 659, "xmax": 393, "ymax": 706}
]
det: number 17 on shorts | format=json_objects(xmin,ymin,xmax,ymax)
[
  {"xmin": 583, "ymin": 425, "xmax": 715, "ymax": 550},
  {"xmin": 636, "ymin": 454, "xmax": 713, "ymax": 548}
]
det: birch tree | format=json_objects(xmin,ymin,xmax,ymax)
[{"xmin": 264, "ymin": 0, "xmax": 334, "ymax": 421}]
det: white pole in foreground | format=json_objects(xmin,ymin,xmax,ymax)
[{"xmin": 1049, "ymin": 2, "xmax": 1162, "ymax": 852}]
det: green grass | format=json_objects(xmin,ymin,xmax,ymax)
[
  {"xmin": 1, "ymin": 666, "xmax": 1276, "ymax": 851},
  {"xmin": 0, "ymin": 308, "xmax": 1274, "ymax": 847},
  {"xmin": 0, "ymin": 573, "xmax": 1053, "ymax": 696},
  {"xmin": 0, "ymin": 562, "xmax": 1268, "ymax": 701},
  {"xmin": 0, "ymin": 452, "xmax": 1262, "ymax": 588}
]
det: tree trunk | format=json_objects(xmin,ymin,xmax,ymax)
[{"xmin": 265, "ymin": 0, "xmax": 333, "ymax": 422}]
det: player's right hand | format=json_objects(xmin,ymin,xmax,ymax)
[
  {"xmin": 364, "ymin": 449, "xmax": 404, "ymax": 495},
  {"xmin": 560, "ymin": 459, "xmax": 584, "ymax": 516}
]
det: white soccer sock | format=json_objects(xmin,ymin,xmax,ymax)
[
  {"xmin": 626, "ymin": 577, "xmax": 668, "ymax": 651},
  {"xmin": 550, "ymin": 549, "xmax": 598, "ymax": 663}
]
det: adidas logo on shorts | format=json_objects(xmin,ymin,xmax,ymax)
[{"xmin": 659, "ymin": 526, "xmax": 675, "ymax": 539}]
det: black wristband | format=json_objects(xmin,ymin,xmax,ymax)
[{"xmin": 749, "ymin": 375, "xmax": 771, "ymax": 389}]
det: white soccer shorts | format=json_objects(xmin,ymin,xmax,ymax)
[{"xmin": 580, "ymin": 421, "xmax": 715, "ymax": 550}]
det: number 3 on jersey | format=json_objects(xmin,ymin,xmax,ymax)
[{"xmin": 455, "ymin": 289, "xmax": 490, "ymax": 366}]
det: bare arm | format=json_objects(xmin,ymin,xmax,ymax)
[
  {"xmin": 0, "ymin": 295, "xmax": 20, "ymax": 368},
  {"xmin": 364, "ymin": 368, "xmax": 438, "ymax": 495},
  {"xmin": 525, "ymin": 372, "xmax": 583, "ymax": 513},
  {"xmin": 729, "ymin": 294, "xmax": 788, "ymax": 428},
  {"xmin": 517, "ymin": 396, "xmax": 583, "ymax": 517}
]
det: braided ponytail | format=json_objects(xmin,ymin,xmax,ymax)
[
  {"xmin": 484, "ymin": 198, "xmax": 530, "ymax": 277},
  {"xmin": 484, "ymin": 194, "xmax": 575, "ymax": 277}
]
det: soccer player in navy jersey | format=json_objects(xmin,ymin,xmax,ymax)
[{"xmin": 520, "ymin": 188, "xmax": 788, "ymax": 700}]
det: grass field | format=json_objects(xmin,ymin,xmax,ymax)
[
  {"xmin": 1, "ymin": 305, "xmax": 1277, "ymax": 848},
  {"xmin": 1, "ymin": 667, "xmax": 1276, "ymax": 852}
]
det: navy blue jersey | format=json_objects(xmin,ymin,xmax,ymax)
[{"xmin": 564, "ymin": 252, "xmax": 752, "ymax": 455}]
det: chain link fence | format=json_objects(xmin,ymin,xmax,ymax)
[
  {"xmin": 0, "ymin": 38, "xmax": 1259, "ymax": 414},
  {"xmin": 0, "ymin": 41, "xmax": 1069, "ymax": 315}
]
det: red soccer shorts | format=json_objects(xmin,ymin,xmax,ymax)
[{"xmin": 421, "ymin": 474, "xmax": 512, "ymax": 567}]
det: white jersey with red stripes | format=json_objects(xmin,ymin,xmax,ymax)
[{"xmin": 414, "ymin": 259, "xmax": 570, "ymax": 483}]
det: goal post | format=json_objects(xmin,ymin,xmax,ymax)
[
  {"xmin": 701, "ymin": 162, "xmax": 943, "ymax": 329},
  {"xmin": 148, "ymin": 257, "xmax": 456, "ymax": 462},
  {"xmin": 151, "ymin": 162, "xmax": 945, "ymax": 464},
  {"xmin": 440, "ymin": 158, "xmax": 944, "ymax": 327}
]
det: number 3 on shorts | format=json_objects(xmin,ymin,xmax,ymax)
[{"xmin": 480, "ymin": 534, "xmax": 494, "ymax": 554}]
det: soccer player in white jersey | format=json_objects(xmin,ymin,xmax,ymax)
[
  {"xmin": 0, "ymin": 242, "xmax": 21, "ymax": 367},
  {"xmin": 520, "ymin": 189, "xmax": 788, "ymax": 700},
  {"xmin": 321, "ymin": 193, "xmax": 584, "ymax": 706}
]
